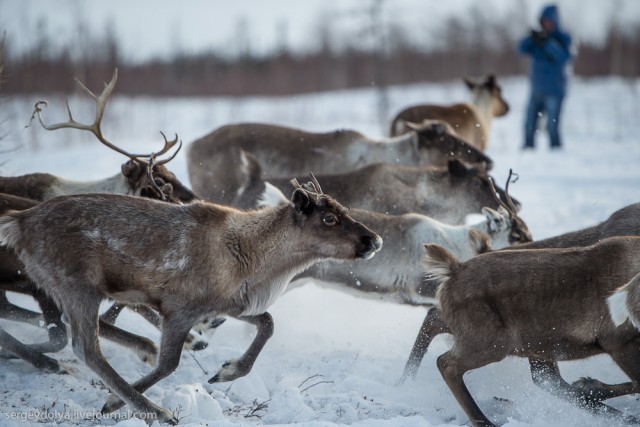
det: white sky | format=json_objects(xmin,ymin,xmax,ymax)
[{"xmin": 2, "ymin": 0, "xmax": 639, "ymax": 62}]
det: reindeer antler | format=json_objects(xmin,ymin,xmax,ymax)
[
  {"xmin": 488, "ymin": 169, "xmax": 532, "ymax": 243},
  {"xmin": 26, "ymin": 68, "xmax": 182, "ymax": 167},
  {"xmin": 290, "ymin": 173, "xmax": 324, "ymax": 201},
  {"xmin": 488, "ymin": 170, "xmax": 518, "ymax": 220}
]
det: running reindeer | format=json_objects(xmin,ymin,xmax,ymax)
[
  {"xmin": 0, "ymin": 176, "xmax": 382, "ymax": 424},
  {"xmin": 238, "ymin": 150, "xmax": 519, "ymax": 225},
  {"xmin": 422, "ymin": 235, "xmax": 640, "ymax": 426}
]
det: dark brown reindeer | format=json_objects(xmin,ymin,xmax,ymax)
[
  {"xmin": 402, "ymin": 201, "xmax": 640, "ymax": 394},
  {"xmin": 240, "ymin": 152, "xmax": 519, "ymax": 225},
  {"xmin": 422, "ymin": 236, "xmax": 640, "ymax": 427},
  {"xmin": 389, "ymin": 75, "xmax": 510, "ymax": 151},
  {"xmin": 187, "ymin": 121, "xmax": 493, "ymax": 205},
  {"xmin": 0, "ymin": 193, "xmax": 159, "ymax": 373},
  {"xmin": 0, "ymin": 177, "xmax": 382, "ymax": 424}
]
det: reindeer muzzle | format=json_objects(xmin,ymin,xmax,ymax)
[{"xmin": 357, "ymin": 234, "xmax": 383, "ymax": 260}]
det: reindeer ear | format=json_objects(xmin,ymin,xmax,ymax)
[
  {"xmin": 463, "ymin": 76, "xmax": 476, "ymax": 89},
  {"xmin": 486, "ymin": 74, "xmax": 496, "ymax": 87},
  {"xmin": 291, "ymin": 189, "xmax": 311, "ymax": 212},
  {"xmin": 447, "ymin": 159, "xmax": 468, "ymax": 177},
  {"xmin": 160, "ymin": 183, "xmax": 174, "ymax": 197}
]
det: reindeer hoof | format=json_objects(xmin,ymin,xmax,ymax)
[
  {"xmin": 138, "ymin": 350, "xmax": 157, "ymax": 367},
  {"xmin": 208, "ymin": 358, "xmax": 244, "ymax": 383},
  {"xmin": 209, "ymin": 317, "xmax": 226, "ymax": 329},
  {"xmin": 154, "ymin": 406, "xmax": 179, "ymax": 426},
  {"xmin": 184, "ymin": 337, "xmax": 208, "ymax": 352},
  {"xmin": 101, "ymin": 393, "xmax": 125, "ymax": 414}
]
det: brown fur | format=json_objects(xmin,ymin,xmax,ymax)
[{"xmin": 425, "ymin": 237, "xmax": 640, "ymax": 426}]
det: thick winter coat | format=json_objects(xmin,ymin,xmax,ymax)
[{"xmin": 518, "ymin": 4, "xmax": 572, "ymax": 96}]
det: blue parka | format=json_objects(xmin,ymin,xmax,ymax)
[{"xmin": 518, "ymin": 4, "xmax": 572, "ymax": 96}]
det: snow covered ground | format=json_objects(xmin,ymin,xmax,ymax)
[{"xmin": 1, "ymin": 76, "xmax": 640, "ymax": 427}]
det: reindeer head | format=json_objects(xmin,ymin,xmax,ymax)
[
  {"xmin": 487, "ymin": 170, "xmax": 532, "ymax": 244},
  {"xmin": 407, "ymin": 120, "xmax": 494, "ymax": 170},
  {"xmin": 445, "ymin": 160, "xmax": 523, "ymax": 223},
  {"xmin": 28, "ymin": 69, "xmax": 198, "ymax": 204},
  {"xmin": 289, "ymin": 174, "xmax": 382, "ymax": 260},
  {"xmin": 123, "ymin": 159, "xmax": 198, "ymax": 204},
  {"xmin": 464, "ymin": 74, "xmax": 510, "ymax": 117}
]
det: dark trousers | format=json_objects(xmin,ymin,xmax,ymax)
[{"xmin": 524, "ymin": 92, "xmax": 565, "ymax": 148}]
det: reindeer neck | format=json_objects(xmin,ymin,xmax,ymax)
[
  {"xmin": 470, "ymin": 93, "xmax": 493, "ymax": 130},
  {"xmin": 51, "ymin": 174, "xmax": 131, "ymax": 198},
  {"xmin": 225, "ymin": 205, "xmax": 318, "ymax": 274},
  {"xmin": 223, "ymin": 204, "xmax": 321, "ymax": 316}
]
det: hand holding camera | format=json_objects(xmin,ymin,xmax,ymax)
[{"xmin": 530, "ymin": 29, "xmax": 548, "ymax": 45}]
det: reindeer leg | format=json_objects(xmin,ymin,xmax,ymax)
[
  {"xmin": 102, "ymin": 302, "xmax": 210, "ymax": 352},
  {"xmin": 437, "ymin": 349, "xmax": 502, "ymax": 427},
  {"xmin": 98, "ymin": 320, "xmax": 158, "ymax": 366},
  {"xmin": 61, "ymin": 288, "xmax": 177, "ymax": 425},
  {"xmin": 0, "ymin": 326, "xmax": 64, "ymax": 373},
  {"xmin": 0, "ymin": 290, "xmax": 42, "ymax": 326},
  {"xmin": 101, "ymin": 313, "xmax": 194, "ymax": 415},
  {"xmin": 530, "ymin": 357, "xmax": 639, "ymax": 407},
  {"xmin": 400, "ymin": 307, "xmax": 450, "ymax": 383},
  {"xmin": 99, "ymin": 302, "xmax": 125, "ymax": 325},
  {"xmin": 587, "ymin": 338, "xmax": 640, "ymax": 425},
  {"xmin": 132, "ymin": 303, "xmax": 210, "ymax": 352},
  {"xmin": 208, "ymin": 312, "xmax": 274, "ymax": 383}
]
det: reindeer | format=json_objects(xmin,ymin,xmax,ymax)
[
  {"xmin": 402, "ymin": 201, "xmax": 640, "ymax": 393},
  {"xmin": 0, "ymin": 69, "xmax": 209, "ymax": 363},
  {"xmin": 0, "ymin": 177, "xmax": 382, "ymax": 424},
  {"xmin": 422, "ymin": 236, "xmax": 640, "ymax": 427},
  {"xmin": 187, "ymin": 120, "xmax": 493, "ymax": 205},
  {"xmin": 239, "ymin": 151, "xmax": 520, "ymax": 225},
  {"xmin": 389, "ymin": 75, "xmax": 510, "ymax": 151}
]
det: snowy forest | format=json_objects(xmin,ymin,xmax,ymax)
[{"xmin": 2, "ymin": 1, "xmax": 640, "ymax": 96}]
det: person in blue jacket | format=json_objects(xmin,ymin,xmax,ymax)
[{"xmin": 518, "ymin": 4, "xmax": 573, "ymax": 150}]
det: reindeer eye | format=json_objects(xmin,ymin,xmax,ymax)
[{"xmin": 323, "ymin": 213, "xmax": 338, "ymax": 226}]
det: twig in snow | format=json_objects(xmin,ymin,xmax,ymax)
[
  {"xmin": 300, "ymin": 380, "xmax": 334, "ymax": 393},
  {"xmin": 188, "ymin": 350, "xmax": 208, "ymax": 375}
]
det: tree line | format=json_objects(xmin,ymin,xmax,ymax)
[{"xmin": 2, "ymin": 9, "xmax": 639, "ymax": 97}]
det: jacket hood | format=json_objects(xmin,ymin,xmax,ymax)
[{"xmin": 539, "ymin": 4, "xmax": 561, "ymax": 31}]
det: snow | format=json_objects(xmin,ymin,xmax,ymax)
[{"xmin": 1, "ymin": 76, "xmax": 640, "ymax": 426}]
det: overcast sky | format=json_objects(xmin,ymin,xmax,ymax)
[{"xmin": 2, "ymin": 0, "xmax": 639, "ymax": 62}]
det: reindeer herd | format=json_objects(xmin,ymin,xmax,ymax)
[{"xmin": 1, "ymin": 70, "xmax": 639, "ymax": 426}]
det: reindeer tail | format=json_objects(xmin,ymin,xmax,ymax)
[
  {"xmin": 422, "ymin": 243, "xmax": 459, "ymax": 288},
  {"xmin": 0, "ymin": 212, "xmax": 22, "ymax": 250}
]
